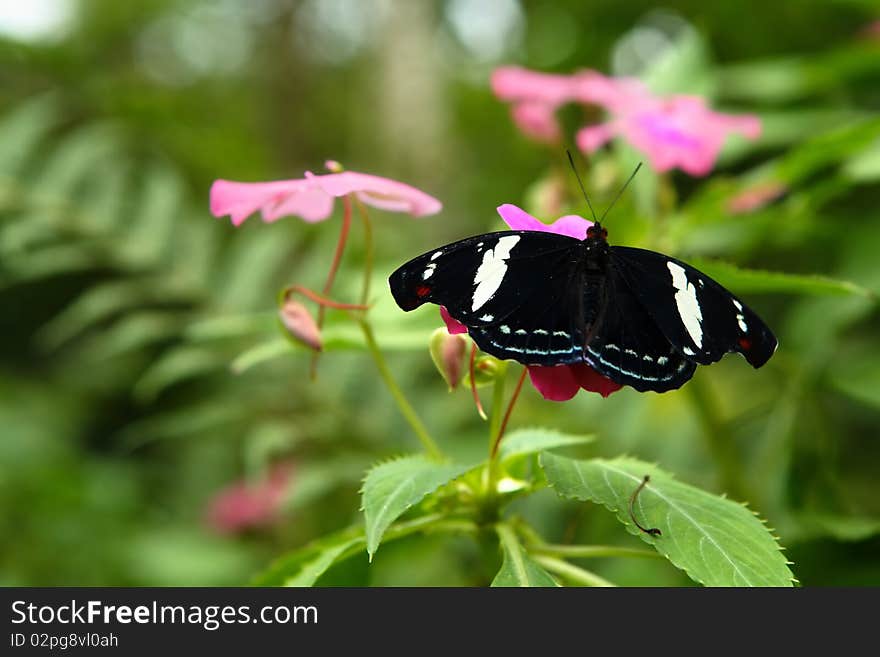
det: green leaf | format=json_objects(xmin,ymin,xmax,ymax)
[
  {"xmin": 230, "ymin": 339, "xmax": 294, "ymax": 374},
  {"xmin": 492, "ymin": 524, "xmax": 559, "ymax": 587},
  {"xmin": 687, "ymin": 259, "xmax": 873, "ymax": 298},
  {"xmin": 254, "ymin": 514, "xmax": 457, "ymax": 586},
  {"xmin": 133, "ymin": 347, "xmax": 224, "ymax": 402},
  {"xmin": 362, "ymin": 455, "xmax": 472, "ymax": 558},
  {"xmin": 498, "ymin": 427, "xmax": 594, "ymax": 463},
  {"xmin": 540, "ymin": 454, "xmax": 795, "ymax": 587},
  {"xmin": 253, "ymin": 527, "xmax": 364, "ymax": 586}
]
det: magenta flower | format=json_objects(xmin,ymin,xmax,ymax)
[
  {"xmin": 491, "ymin": 65, "xmax": 761, "ymax": 176},
  {"xmin": 210, "ymin": 165, "xmax": 442, "ymax": 226},
  {"xmin": 577, "ymin": 95, "xmax": 761, "ymax": 176},
  {"xmin": 491, "ymin": 66, "xmax": 640, "ymax": 144},
  {"xmin": 439, "ymin": 204, "xmax": 622, "ymax": 401},
  {"xmin": 206, "ymin": 462, "xmax": 294, "ymax": 535}
]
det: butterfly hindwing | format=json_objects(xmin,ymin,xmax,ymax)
[
  {"xmin": 609, "ymin": 246, "xmax": 777, "ymax": 368},
  {"xmin": 389, "ymin": 231, "xmax": 588, "ymax": 365},
  {"xmin": 584, "ymin": 267, "xmax": 697, "ymax": 392}
]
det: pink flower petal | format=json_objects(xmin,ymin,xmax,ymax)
[
  {"xmin": 210, "ymin": 179, "xmax": 334, "ymax": 226},
  {"xmin": 571, "ymin": 362, "xmax": 623, "ymax": 398},
  {"xmin": 491, "ymin": 66, "xmax": 583, "ymax": 106},
  {"xmin": 308, "ymin": 171, "xmax": 442, "ymax": 217},
  {"xmin": 527, "ymin": 365, "xmax": 581, "ymax": 401},
  {"xmin": 527, "ymin": 363, "xmax": 622, "ymax": 401},
  {"xmin": 510, "ymin": 101, "xmax": 561, "ymax": 142},
  {"xmin": 440, "ymin": 306, "xmax": 468, "ymax": 335},
  {"xmin": 206, "ymin": 463, "xmax": 294, "ymax": 534},
  {"xmin": 584, "ymin": 94, "xmax": 762, "ymax": 177},
  {"xmin": 496, "ymin": 204, "xmax": 592, "ymax": 239},
  {"xmin": 576, "ymin": 124, "xmax": 616, "ymax": 153},
  {"xmin": 573, "ymin": 70, "xmax": 650, "ymax": 111}
]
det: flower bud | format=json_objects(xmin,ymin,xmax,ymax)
[
  {"xmin": 464, "ymin": 354, "xmax": 506, "ymax": 389},
  {"xmin": 278, "ymin": 299, "xmax": 322, "ymax": 351},
  {"xmin": 429, "ymin": 328, "xmax": 468, "ymax": 390}
]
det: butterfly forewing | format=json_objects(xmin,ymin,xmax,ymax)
[
  {"xmin": 389, "ymin": 231, "xmax": 589, "ymax": 365},
  {"xmin": 609, "ymin": 246, "xmax": 777, "ymax": 368}
]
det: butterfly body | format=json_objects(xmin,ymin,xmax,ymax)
[{"xmin": 389, "ymin": 225, "xmax": 776, "ymax": 393}]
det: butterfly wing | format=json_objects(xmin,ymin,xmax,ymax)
[
  {"xmin": 609, "ymin": 246, "xmax": 777, "ymax": 368},
  {"xmin": 583, "ymin": 268, "xmax": 697, "ymax": 392},
  {"xmin": 388, "ymin": 231, "xmax": 588, "ymax": 365}
]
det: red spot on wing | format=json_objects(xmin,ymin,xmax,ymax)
[
  {"xmin": 416, "ymin": 285, "xmax": 432, "ymax": 298},
  {"xmin": 738, "ymin": 337, "xmax": 752, "ymax": 351}
]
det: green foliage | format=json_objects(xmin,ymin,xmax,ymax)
[
  {"xmin": 540, "ymin": 454, "xmax": 795, "ymax": 587},
  {"xmin": 1, "ymin": 0, "xmax": 878, "ymax": 589},
  {"xmin": 361, "ymin": 456, "xmax": 473, "ymax": 558},
  {"xmin": 497, "ymin": 428, "xmax": 595, "ymax": 463},
  {"xmin": 492, "ymin": 525, "xmax": 559, "ymax": 587}
]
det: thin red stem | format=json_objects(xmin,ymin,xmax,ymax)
[
  {"xmin": 311, "ymin": 197, "xmax": 353, "ymax": 378},
  {"xmin": 491, "ymin": 367, "xmax": 528, "ymax": 458},
  {"xmin": 469, "ymin": 342, "xmax": 487, "ymax": 421},
  {"xmin": 284, "ymin": 285, "xmax": 369, "ymax": 310},
  {"xmin": 353, "ymin": 196, "xmax": 374, "ymax": 306}
]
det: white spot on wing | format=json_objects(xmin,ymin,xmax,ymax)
[
  {"xmin": 667, "ymin": 262, "xmax": 703, "ymax": 349},
  {"xmin": 515, "ymin": 329, "xmax": 527, "ymax": 335},
  {"xmin": 480, "ymin": 314, "xmax": 494, "ymax": 322},
  {"xmin": 431, "ymin": 251, "xmax": 443, "ymax": 261},
  {"xmin": 737, "ymin": 315, "xmax": 748, "ymax": 332},
  {"xmin": 499, "ymin": 325, "xmax": 510, "ymax": 334},
  {"xmin": 657, "ymin": 356, "xmax": 669, "ymax": 365},
  {"xmin": 471, "ymin": 235, "xmax": 520, "ymax": 311},
  {"xmin": 422, "ymin": 263, "xmax": 436, "ymax": 280},
  {"xmin": 683, "ymin": 346, "xmax": 695, "ymax": 356}
]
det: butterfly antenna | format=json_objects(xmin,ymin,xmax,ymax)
[
  {"xmin": 566, "ymin": 149, "xmax": 599, "ymax": 224},
  {"xmin": 599, "ymin": 162, "xmax": 642, "ymax": 223}
]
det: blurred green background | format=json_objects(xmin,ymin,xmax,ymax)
[{"xmin": 2, "ymin": 0, "xmax": 880, "ymax": 586}]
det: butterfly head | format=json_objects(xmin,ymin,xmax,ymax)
[{"xmin": 586, "ymin": 223, "xmax": 608, "ymax": 241}]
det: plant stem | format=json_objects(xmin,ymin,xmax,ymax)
[
  {"xmin": 357, "ymin": 318, "xmax": 443, "ymax": 460},
  {"xmin": 353, "ymin": 197, "xmax": 374, "ymax": 306},
  {"xmin": 311, "ymin": 195, "xmax": 353, "ymax": 379},
  {"xmin": 485, "ymin": 363, "xmax": 508, "ymax": 493},
  {"xmin": 490, "ymin": 366, "xmax": 528, "ymax": 459},
  {"xmin": 531, "ymin": 555, "xmax": 615, "ymax": 587},
  {"xmin": 532, "ymin": 544, "xmax": 663, "ymax": 560},
  {"xmin": 487, "ymin": 364, "xmax": 508, "ymax": 454},
  {"xmin": 469, "ymin": 343, "xmax": 487, "ymax": 420},
  {"xmin": 282, "ymin": 284, "xmax": 369, "ymax": 310}
]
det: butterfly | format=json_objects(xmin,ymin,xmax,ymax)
[{"xmin": 388, "ymin": 164, "xmax": 777, "ymax": 393}]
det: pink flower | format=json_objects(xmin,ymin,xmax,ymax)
[
  {"xmin": 206, "ymin": 462, "xmax": 293, "ymax": 534},
  {"xmin": 210, "ymin": 166, "xmax": 442, "ymax": 226},
  {"xmin": 577, "ymin": 95, "xmax": 761, "ymax": 176},
  {"xmin": 491, "ymin": 67, "xmax": 643, "ymax": 145},
  {"xmin": 491, "ymin": 65, "xmax": 761, "ymax": 176},
  {"xmin": 439, "ymin": 204, "xmax": 622, "ymax": 401}
]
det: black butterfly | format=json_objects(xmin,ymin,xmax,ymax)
[{"xmin": 388, "ymin": 220, "xmax": 777, "ymax": 393}]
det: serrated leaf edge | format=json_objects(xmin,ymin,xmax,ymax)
[{"xmin": 540, "ymin": 454, "xmax": 796, "ymax": 587}]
